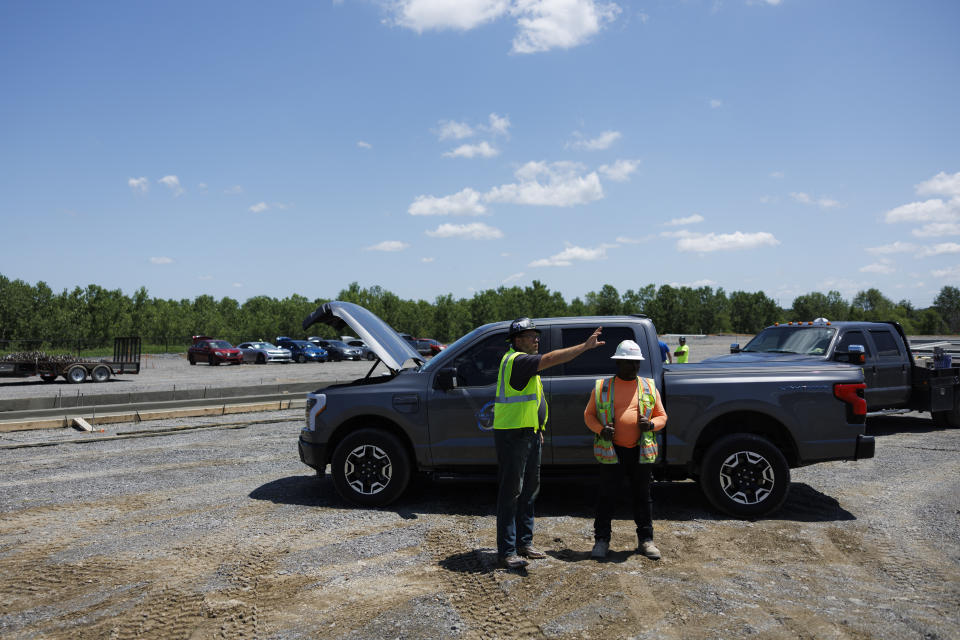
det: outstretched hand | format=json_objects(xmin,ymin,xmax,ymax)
[{"xmin": 585, "ymin": 327, "xmax": 605, "ymax": 350}]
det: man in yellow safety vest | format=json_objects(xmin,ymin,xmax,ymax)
[
  {"xmin": 674, "ymin": 336, "xmax": 690, "ymax": 363},
  {"xmin": 494, "ymin": 317, "xmax": 604, "ymax": 570}
]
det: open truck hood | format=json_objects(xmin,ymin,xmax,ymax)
[{"xmin": 302, "ymin": 301, "xmax": 423, "ymax": 373}]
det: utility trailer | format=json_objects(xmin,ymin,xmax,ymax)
[{"xmin": 0, "ymin": 337, "xmax": 141, "ymax": 384}]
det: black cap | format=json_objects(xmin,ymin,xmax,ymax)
[{"xmin": 508, "ymin": 317, "xmax": 540, "ymax": 338}]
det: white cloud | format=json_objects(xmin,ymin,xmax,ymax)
[
  {"xmin": 443, "ymin": 141, "xmax": 499, "ymax": 158},
  {"xmin": 932, "ymin": 264, "xmax": 960, "ymax": 279},
  {"xmin": 249, "ymin": 202, "xmax": 269, "ymax": 213},
  {"xmin": 158, "ymin": 175, "xmax": 184, "ymax": 196},
  {"xmin": 357, "ymin": 141, "xmax": 372, "ymax": 149},
  {"xmin": 487, "ymin": 113, "xmax": 511, "ymax": 136},
  {"xmin": 598, "ymin": 158, "xmax": 638, "ymax": 182},
  {"xmin": 393, "ymin": 0, "xmax": 510, "ymax": 32},
  {"xmin": 665, "ymin": 230, "xmax": 780, "ymax": 252},
  {"xmin": 149, "ymin": 256, "xmax": 173, "ymax": 265},
  {"xmin": 615, "ymin": 235, "xmax": 647, "ymax": 244},
  {"xmin": 866, "ymin": 241, "xmax": 917, "ymax": 255},
  {"xmin": 225, "ymin": 185, "xmax": 244, "ymax": 195},
  {"xmin": 529, "ymin": 243, "xmax": 614, "ymax": 267},
  {"xmin": 421, "ymin": 257, "xmax": 436, "ymax": 263},
  {"xmin": 664, "ymin": 213, "xmax": 704, "ymax": 227},
  {"xmin": 885, "ymin": 198, "xmax": 957, "ymax": 224},
  {"xmin": 511, "ymin": 0, "xmax": 622, "ymax": 54},
  {"xmin": 197, "ymin": 183, "xmax": 208, "ymax": 191},
  {"xmin": 569, "ymin": 130, "xmax": 621, "ymax": 151},
  {"xmin": 198, "ymin": 275, "xmax": 213, "ymax": 280},
  {"xmin": 128, "ymin": 177, "xmax": 148, "ymax": 194},
  {"xmin": 232, "ymin": 282, "xmax": 243, "ymax": 288},
  {"xmin": 367, "ymin": 240, "xmax": 410, "ymax": 251},
  {"xmin": 912, "ymin": 222, "xmax": 960, "ymax": 237},
  {"xmin": 426, "ymin": 222, "xmax": 503, "ymax": 239},
  {"xmin": 438, "ymin": 120, "xmax": 476, "ymax": 140},
  {"xmin": 790, "ymin": 191, "xmax": 839, "ymax": 208},
  {"xmin": 409, "ymin": 188, "xmax": 487, "ymax": 216},
  {"xmin": 916, "ymin": 242, "xmax": 960, "ymax": 258},
  {"xmin": 916, "ymin": 171, "xmax": 960, "ymax": 198},
  {"xmin": 502, "ymin": 272, "xmax": 525, "ymax": 284},
  {"xmin": 859, "ymin": 259, "xmax": 896, "ymax": 275},
  {"xmin": 709, "ymin": 99, "xmax": 723, "ymax": 109},
  {"xmin": 770, "ymin": 171, "xmax": 784, "ymax": 179},
  {"xmin": 485, "ymin": 161, "xmax": 603, "ymax": 207}
]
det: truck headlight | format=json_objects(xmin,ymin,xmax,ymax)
[{"xmin": 304, "ymin": 394, "xmax": 326, "ymax": 431}]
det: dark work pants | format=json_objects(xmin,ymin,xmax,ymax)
[
  {"xmin": 494, "ymin": 428, "xmax": 542, "ymax": 557},
  {"xmin": 594, "ymin": 444, "xmax": 654, "ymax": 543}
]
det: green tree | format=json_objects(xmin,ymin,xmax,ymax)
[{"xmin": 933, "ymin": 285, "xmax": 960, "ymax": 332}]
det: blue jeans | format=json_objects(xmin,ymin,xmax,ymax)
[{"xmin": 494, "ymin": 428, "xmax": 542, "ymax": 557}]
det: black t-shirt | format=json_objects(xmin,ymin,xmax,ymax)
[{"xmin": 508, "ymin": 353, "xmax": 546, "ymax": 426}]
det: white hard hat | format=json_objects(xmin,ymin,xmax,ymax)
[{"xmin": 611, "ymin": 339, "xmax": 645, "ymax": 360}]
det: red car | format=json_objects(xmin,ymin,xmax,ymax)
[
  {"xmin": 187, "ymin": 335, "xmax": 243, "ymax": 366},
  {"xmin": 416, "ymin": 338, "xmax": 446, "ymax": 356}
]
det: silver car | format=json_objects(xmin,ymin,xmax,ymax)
[{"xmin": 236, "ymin": 341, "xmax": 293, "ymax": 364}]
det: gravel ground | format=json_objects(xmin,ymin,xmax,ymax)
[
  {"xmin": 1, "ymin": 333, "xmax": 958, "ymax": 639},
  {"xmin": 0, "ymin": 409, "xmax": 957, "ymax": 639}
]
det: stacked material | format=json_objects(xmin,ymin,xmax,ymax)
[{"xmin": 0, "ymin": 351, "xmax": 79, "ymax": 363}]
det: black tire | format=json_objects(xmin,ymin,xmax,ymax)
[
  {"xmin": 699, "ymin": 433, "xmax": 790, "ymax": 518},
  {"xmin": 209, "ymin": 355, "xmax": 219, "ymax": 366},
  {"xmin": 933, "ymin": 395, "xmax": 960, "ymax": 428},
  {"xmin": 188, "ymin": 354, "xmax": 196, "ymax": 365},
  {"xmin": 330, "ymin": 428, "xmax": 411, "ymax": 506},
  {"xmin": 366, "ymin": 352, "xmax": 377, "ymax": 361},
  {"xmin": 295, "ymin": 354, "xmax": 304, "ymax": 363},
  {"xmin": 40, "ymin": 373, "xmax": 57, "ymax": 383},
  {"xmin": 91, "ymin": 365, "xmax": 111, "ymax": 383},
  {"xmin": 256, "ymin": 353, "xmax": 266, "ymax": 364},
  {"xmin": 66, "ymin": 365, "xmax": 87, "ymax": 384}
]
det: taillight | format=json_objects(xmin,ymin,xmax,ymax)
[{"xmin": 834, "ymin": 383, "xmax": 866, "ymax": 416}]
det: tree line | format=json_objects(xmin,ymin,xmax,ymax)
[{"xmin": 1, "ymin": 274, "xmax": 958, "ymax": 352}]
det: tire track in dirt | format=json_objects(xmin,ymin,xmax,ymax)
[{"xmin": 426, "ymin": 523, "xmax": 543, "ymax": 640}]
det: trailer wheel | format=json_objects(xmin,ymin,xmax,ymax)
[
  {"xmin": 40, "ymin": 374, "xmax": 57, "ymax": 383},
  {"xmin": 91, "ymin": 365, "xmax": 111, "ymax": 383},
  {"xmin": 66, "ymin": 365, "xmax": 88, "ymax": 384}
]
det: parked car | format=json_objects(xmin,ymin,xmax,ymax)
[
  {"xmin": 275, "ymin": 337, "xmax": 327, "ymax": 363},
  {"xmin": 188, "ymin": 336, "xmax": 243, "ymax": 366},
  {"xmin": 236, "ymin": 341, "xmax": 293, "ymax": 364},
  {"xmin": 416, "ymin": 338, "xmax": 446, "ymax": 356},
  {"xmin": 298, "ymin": 301, "xmax": 873, "ymax": 517},
  {"xmin": 306, "ymin": 337, "xmax": 362, "ymax": 362},
  {"xmin": 343, "ymin": 338, "xmax": 377, "ymax": 361}
]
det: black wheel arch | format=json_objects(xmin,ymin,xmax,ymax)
[{"xmin": 691, "ymin": 410, "xmax": 798, "ymax": 474}]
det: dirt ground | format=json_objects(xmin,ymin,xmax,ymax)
[{"xmin": 1, "ymin": 408, "xmax": 958, "ymax": 639}]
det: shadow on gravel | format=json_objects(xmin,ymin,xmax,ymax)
[
  {"xmin": 867, "ymin": 414, "xmax": 942, "ymax": 436},
  {"xmin": 250, "ymin": 475, "xmax": 854, "ymax": 523}
]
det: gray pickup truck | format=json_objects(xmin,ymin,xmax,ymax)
[
  {"xmin": 298, "ymin": 302, "xmax": 874, "ymax": 518},
  {"xmin": 711, "ymin": 319, "xmax": 960, "ymax": 426}
]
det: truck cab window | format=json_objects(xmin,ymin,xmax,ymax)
[
  {"xmin": 838, "ymin": 331, "xmax": 871, "ymax": 357},
  {"xmin": 450, "ymin": 332, "xmax": 509, "ymax": 387},
  {"xmin": 558, "ymin": 326, "xmax": 638, "ymax": 377},
  {"xmin": 869, "ymin": 330, "xmax": 901, "ymax": 357}
]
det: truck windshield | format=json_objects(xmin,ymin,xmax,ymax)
[{"xmin": 742, "ymin": 327, "xmax": 836, "ymax": 355}]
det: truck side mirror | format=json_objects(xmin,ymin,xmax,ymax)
[
  {"xmin": 730, "ymin": 343, "xmax": 740, "ymax": 353},
  {"xmin": 835, "ymin": 344, "xmax": 865, "ymax": 364},
  {"xmin": 435, "ymin": 367, "xmax": 458, "ymax": 391}
]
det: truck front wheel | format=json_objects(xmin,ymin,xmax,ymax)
[
  {"xmin": 330, "ymin": 428, "xmax": 411, "ymax": 506},
  {"xmin": 699, "ymin": 433, "xmax": 790, "ymax": 518}
]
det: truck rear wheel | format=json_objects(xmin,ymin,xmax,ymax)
[
  {"xmin": 330, "ymin": 428, "xmax": 411, "ymax": 506},
  {"xmin": 699, "ymin": 433, "xmax": 790, "ymax": 518},
  {"xmin": 91, "ymin": 365, "xmax": 111, "ymax": 383},
  {"xmin": 66, "ymin": 365, "xmax": 88, "ymax": 384}
]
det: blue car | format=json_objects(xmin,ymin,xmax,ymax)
[{"xmin": 276, "ymin": 337, "xmax": 327, "ymax": 363}]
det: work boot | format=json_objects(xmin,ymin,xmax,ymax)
[
  {"xmin": 498, "ymin": 554, "xmax": 529, "ymax": 570},
  {"xmin": 518, "ymin": 546, "xmax": 547, "ymax": 559},
  {"xmin": 639, "ymin": 540, "xmax": 661, "ymax": 560},
  {"xmin": 590, "ymin": 539, "xmax": 609, "ymax": 559}
]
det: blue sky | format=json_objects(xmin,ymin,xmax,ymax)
[{"xmin": 2, "ymin": 0, "xmax": 958, "ymax": 308}]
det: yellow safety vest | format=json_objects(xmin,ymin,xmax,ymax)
[
  {"xmin": 594, "ymin": 376, "xmax": 659, "ymax": 461},
  {"xmin": 674, "ymin": 344, "xmax": 689, "ymax": 363},
  {"xmin": 493, "ymin": 349, "xmax": 547, "ymax": 431}
]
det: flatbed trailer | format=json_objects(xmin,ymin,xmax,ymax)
[{"xmin": 0, "ymin": 337, "xmax": 141, "ymax": 384}]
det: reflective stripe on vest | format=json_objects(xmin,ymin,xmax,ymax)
[
  {"xmin": 594, "ymin": 376, "xmax": 657, "ymax": 427},
  {"xmin": 493, "ymin": 349, "xmax": 546, "ymax": 431}
]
